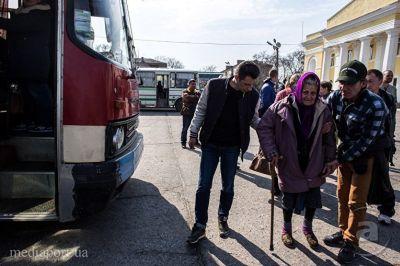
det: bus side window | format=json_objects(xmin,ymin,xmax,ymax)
[{"xmin": 170, "ymin": 73, "xmax": 176, "ymax": 88}]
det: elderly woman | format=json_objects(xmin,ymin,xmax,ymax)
[
  {"xmin": 274, "ymin": 73, "xmax": 301, "ymax": 103},
  {"xmin": 257, "ymin": 72, "xmax": 337, "ymax": 249}
]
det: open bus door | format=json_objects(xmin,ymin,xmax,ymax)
[
  {"xmin": 0, "ymin": 0, "xmax": 58, "ymax": 221},
  {"xmin": 0, "ymin": 0, "xmax": 143, "ymax": 222},
  {"xmin": 156, "ymin": 74, "xmax": 169, "ymax": 108}
]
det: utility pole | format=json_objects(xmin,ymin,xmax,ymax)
[{"xmin": 267, "ymin": 39, "xmax": 281, "ymax": 93}]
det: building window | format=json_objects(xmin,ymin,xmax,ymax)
[
  {"xmin": 308, "ymin": 57, "xmax": 316, "ymax": 72},
  {"xmin": 397, "ymin": 38, "xmax": 400, "ymax": 55},
  {"xmin": 347, "ymin": 50, "xmax": 353, "ymax": 62},
  {"xmin": 369, "ymin": 44, "xmax": 374, "ymax": 60},
  {"xmin": 330, "ymin": 53, "xmax": 335, "ymax": 67}
]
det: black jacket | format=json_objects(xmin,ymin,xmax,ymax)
[
  {"xmin": 198, "ymin": 78, "xmax": 259, "ymax": 157},
  {"xmin": 0, "ymin": 5, "xmax": 52, "ymax": 81}
]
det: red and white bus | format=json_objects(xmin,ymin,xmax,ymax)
[{"xmin": 0, "ymin": 0, "xmax": 143, "ymax": 221}]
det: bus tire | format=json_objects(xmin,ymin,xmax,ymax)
[{"xmin": 174, "ymin": 98, "xmax": 182, "ymax": 112}]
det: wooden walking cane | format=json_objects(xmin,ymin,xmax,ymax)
[
  {"xmin": 269, "ymin": 156, "xmax": 282, "ymax": 251},
  {"xmin": 267, "ymin": 38, "xmax": 281, "ymax": 252},
  {"xmin": 269, "ymin": 163, "xmax": 275, "ymax": 251}
]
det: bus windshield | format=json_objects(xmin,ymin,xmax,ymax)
[{"xmin": 73, "ymin": 0, "xmax": 131, "ymax": 68}]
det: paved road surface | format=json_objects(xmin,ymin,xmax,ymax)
[{"xmin": 0, "ymin": 111, "xmax": 399, "ymax": 265}]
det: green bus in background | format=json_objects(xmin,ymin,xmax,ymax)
[
  {"xmin": 137, "ymin": 67, "xmax": 221, "ymax": 111},
  {"xmin": 198, "ymin": 72, "xmax": 222, "ymax": 90}
]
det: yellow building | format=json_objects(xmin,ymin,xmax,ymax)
[{"xmin": 303, "ymin": 0, "xmax": 400, "ymax": 98}]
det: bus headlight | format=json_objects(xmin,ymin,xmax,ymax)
[{"xmin": 112, "ymin": 127, "xmax": 125, "ymax": 151}]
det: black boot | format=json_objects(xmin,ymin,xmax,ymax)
[
  {"xmin": 323, "ymin": 231, "xmax": 344, "ymax": 247},
  {"xmin": 187, "ymin": 224, "xmax": 205, "ymax": 244},
  {"xmin": 218, "ymin": 216, "xmax": 230, "ymax": 238},
  {"xmin": 337, "ymin": 241, "xmax": 356, "ymax": 264}
]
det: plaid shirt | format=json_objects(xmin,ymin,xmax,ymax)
[{"xmin": 327, "ymin": 89, "xmax": 387, "ymax": 162}]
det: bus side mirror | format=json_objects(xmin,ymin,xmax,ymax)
[{"xmin": 139, "ymin": 77, "xmax": 143, "ymax": 86}]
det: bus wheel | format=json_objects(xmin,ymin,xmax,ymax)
[{"xmin": 174, "ymin": 98, "xmax": 182, "ymax": 112}]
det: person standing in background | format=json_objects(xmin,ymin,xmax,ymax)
[
  {"xmin": 180, "ymin": 79, "xmax": 200, "ymax": 149},
  {"xmin": 258, "ymin": 69, "xmax": 278, "ymax": 117},
  {"xmin": 365, "ymin": 69, "xmax": 396, "ymax": 225}
]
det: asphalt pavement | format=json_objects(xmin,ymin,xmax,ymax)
[{"xmin": 0, "ymin": 111, "xmax": 399, "ymax": 265}]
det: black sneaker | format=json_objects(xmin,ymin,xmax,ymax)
[
  {"xmin": 187, "ymin": 224, "xmax": 205, "ymax": 244},
  {"xmin": 218, "ymin": 217, "xmax": 230, "ymax": 238},
  {"xmin": 181, "ymin": 143, "xmax": 187, "ymax": 149},
  {"xmin": 337, "ymin": 241, "xmax": 356, "ymax": 264},
  {"xmin": 323, "ymin": 231, "xmax": 344, "ymax": 247}
]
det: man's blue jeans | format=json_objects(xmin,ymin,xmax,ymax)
[{"xmin": 195, "ymin": 143, "xmax": 240, "ymax": 227}]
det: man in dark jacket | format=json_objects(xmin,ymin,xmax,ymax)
[
  {"xmin": 0, "ymin": 0, "xmax": 52, "ymax": 133},
  {"xmin": 180, "ymin": 79, "xmax": 200, "ymax": 148},
  {"xmin": 381, "ymin": 69, "xmax": 397, "ymax": 166},
  {"xmin": 324, "ymin": 61, "xmax": 388, "ymax": 264},
  {"xmin": 258, "ymin": 68, "xmax": 281, "ymax": 195},
  {"xmin": 258, "ymin": 68, "xmax": 278, "ymax": 117},
  {"xmin": 186, "ymin": 61, "xmax": 260, "ymax": 244},
  {"xmin": 365, "ymin": 69, "xmax": 396, "ymax": 225}
]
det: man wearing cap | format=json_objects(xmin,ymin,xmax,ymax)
[
  {"xmin": 180, "ymin": 79, "xmax": 200, "ymax": 148},
  {"xmin": 323, "ymin": 60, "xmax": 388, "ymax": 264}
]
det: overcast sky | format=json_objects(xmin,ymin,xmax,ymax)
[{"xmin": 128, "ymin": 0, "xmax": 350, "ymax": 71}]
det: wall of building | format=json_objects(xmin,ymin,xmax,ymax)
[
  {"xmin": 327, "ymin": 0, "xmax": 397, "ymax": 29},
  {"xmin": 325, "ymin": 14, "xmax": 397, "ymax": 41},
  {"xmin": 395, "ymin": 56, "xmax": 400, "ymax": 76}
]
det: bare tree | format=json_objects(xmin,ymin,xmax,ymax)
[
  {"xmin": 155, "ymin": 56, "xmax": 184, "ymax": 69},
  {"xmin": 281, "ymin": 50, "xmax": 304, "ymax": 77},
  {"xmin": 253, "ymin": 52, "xmax": 275, "ymax": 89},
  {"xmin": 201, "ymin": 65, "xmax": 217, "ymax": 72},
  {"xmin": 253, "ymin": 49, "xmax": 305, "ymax": 85}
]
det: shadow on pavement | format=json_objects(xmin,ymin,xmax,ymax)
[
  {"xmin": 228, "ymin": 229, "xmax": 278, "ymax": 265},
  {"xmin": 295, "ymin": 241, "xmax": 337, "ymax": 265},
  {"xmin": 236, "ymin": 169, "xmax": 271, "ymax": 190},
  {"xmin": 236, "ymin": 169, "xmax": 399, "ymax": 265},
  {"xmin": 200, "ymin": 235, "xmax": 278, "ymax": 266},
  {"xmin": 0, "ymin": 179, "xmax": 198, "ymax": 265},
  {"xmin": 242, "ymin": 151, "xmax": 254, "ymax": 161}
]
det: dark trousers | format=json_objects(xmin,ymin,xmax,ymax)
[
  {"xmin": 181, "ymin": 114, "xmax": 193, "ymax": 144},
  {"xmin": 195, "ymin": 144, "xmax": 240, "ymax": 226},
  {"xmin": 21, "ymin": 81, "xmax": 52, "ymax": 127},
  {"xmin": 369, "ymin": 151, "xmax": 396, "ymax": 217}
]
